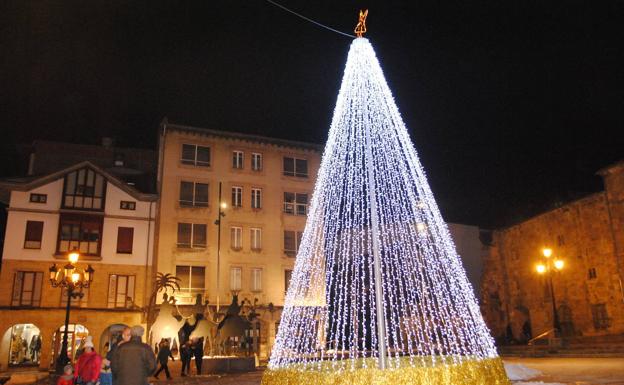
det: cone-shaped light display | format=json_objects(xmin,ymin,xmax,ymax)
[{"xmin": 263, "ymin": 38, "xmax": 509, "ymax": 385}]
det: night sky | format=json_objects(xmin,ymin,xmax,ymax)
[{"xmin": 1, "ymin": 1, "xmax": 623, "ymax": 228}]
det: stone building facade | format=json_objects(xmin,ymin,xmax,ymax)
[{"xmin": 481, "ymin": 160, "xmax": 624, "ymax": 342}]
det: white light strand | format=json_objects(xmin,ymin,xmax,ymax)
[{"xmin": 270, "ymin": 38, "xmax": 498, "ymax": 373}]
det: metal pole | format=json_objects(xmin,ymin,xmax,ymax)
[
  {"xmin": 56, "ymin": 286, "xmax": 73, "ymax": 374},
  {"xmin": 364, "ymin": 123, "xmax": 388, "ymax": 369},
  {"xmin": 549, "ymin": 273, "xmax": 561, "ymax": 336},
  {"xmin": 216, "ymin": 182, "xmax": 222, "ymax": 313}
]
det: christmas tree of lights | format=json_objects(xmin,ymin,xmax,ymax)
[{"xmin": 263, "ymin": 19, "xmax": 509, "ymax": 385}]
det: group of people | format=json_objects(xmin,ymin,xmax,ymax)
[
  {"xmin": 154, "ymin": 336, "xmax": 205, "ymax": 379},
  {"xmin": 57, "ymin": 325, "xmax": 184, "ymax": 385}
]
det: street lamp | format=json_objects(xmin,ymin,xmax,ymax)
[
  {"xmin": 49, "ymin": 248, "xmax": 94, "ymax": 374},
  {"xmin": 535, "ymin": 247, "xmax": 565, "ymax": 337},
  {"xmin": 214, "ymin": 182, "xmax": 226, "ymax": 313}
]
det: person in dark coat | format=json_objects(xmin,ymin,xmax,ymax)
[
  {"xmin": 111, "ymin": 326, "xmax": 156, "ymax": 385},
  {"xmin": 153, "ymin": 340, "xmax": 174, "ymax": 380},
  {"xmin": 179, "ymin": 341, "xmax": 192, "ymax": 377},
  {"xmin": 192, "ymin": 338, "xmax": 204, "ymax": 375}
]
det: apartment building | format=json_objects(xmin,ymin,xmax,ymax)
[{"xmin": 155, "ymin": 120, "xmax": 322, "ymax": 358}]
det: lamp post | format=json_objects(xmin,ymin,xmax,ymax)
[
  {"xmin": 535, "ymin": 247, "xmax": 564, "ymax": 337},
  {"xmin": 49, "ymin": 248, "xmax": 94, "ymax": 374},
  {"xmin": 214, "ymin": 182, "xmax": 226, "ymax": 313}
]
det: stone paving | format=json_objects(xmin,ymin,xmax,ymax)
[{"xmin": 151, "ymin": 370, "xmax": 263, "ymax": 385}]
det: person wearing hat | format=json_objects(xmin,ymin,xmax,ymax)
[{"xmin": 74, "ymin": 336, "xmax": 102, "ymax": 385}]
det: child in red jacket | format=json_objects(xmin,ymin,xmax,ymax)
[{"xmin": 57, "ymin": 364, "xmax": 74, "ymax": 385}]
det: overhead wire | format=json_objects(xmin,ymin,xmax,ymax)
[{"xmin": 264, "ymin": 0, "xmax": 356, "ymax": 39}]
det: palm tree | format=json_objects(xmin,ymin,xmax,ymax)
[{"xmin": 145, "ymin": 272, "xmax": 181, "ymax": 331}]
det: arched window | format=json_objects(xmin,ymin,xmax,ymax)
[{"xmin": 6, "ymin": 323, "xmax": 41, "ymax": 367}]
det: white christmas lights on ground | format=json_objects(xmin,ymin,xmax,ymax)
[{"xmin": 263, "ymin": 37, "xmax": 509, "ymax": 385}]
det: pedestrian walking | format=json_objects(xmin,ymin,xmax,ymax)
[
  {"xmin": 111, "ymin": 326, "xmax": 156, "ymax": 385},
  {"xmin": 192, "ymin": 338, "xmax": 204, "ymax": 375},
  {"xmin": 153, "ymin": 340, "xmax": 174, "ymax": 380},
  {"xmin": 179, "ymin": 341, "xmax": 191, "ymax": 377}
]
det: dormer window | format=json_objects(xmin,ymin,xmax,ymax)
[{"xmin": 63, "ymin": 167, "xmax": 106, "ymax": 210}]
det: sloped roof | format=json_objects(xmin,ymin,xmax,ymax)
[{"xmin": 0, "ymin": 161, "xmax": 157, "ymax": 202}]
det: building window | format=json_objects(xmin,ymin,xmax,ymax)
[
  {"xmin": 29, "ymin": 193, "xmax": 47, "ymax": 203},
  {"xmin": 61, "ymin": 287, "xmax": 89, "ymax": 308},
  {"xmin": 251, "ymin": 188, "xmax": 262, "ymax": 209},
  {"xmin": 588, "ymin": 267, "xmax": 597, "ymax": 280},
  {"xmin": 120, "ymin": 201, "xmax": 136, "ymax": 210},
  {"xmin": 283, "ymin": 157, "xmax": 308, "ymax": 178},
  {"xmin": 176, "ymin": 266, "xmax": 206, "ymax": 299},
  {"xmin": 232, "ymin": 151, "xmax": 244, "ymax": 169},
  {"xmin": 24, "ymin": 221, "xmax": 43, "ymax": 249},
  {"xmin": 591, "ymin": 303, "xmax": 610, "ymax": 330},
  {"xmin": 251, "ymin": 153, "xmax": 262, "ymax": 171},
  {"xmin": 284, "ymin": 230, "xmax": 303, "ymax": 257},
  {"xmin": 230, "ymin": 226, "xmax": 242, "ymax": 250},
  {"xmin": 251, "ymin": 268, "xmax": 262, "ymax": 292},
  {"xmin": 181, "ymin": 144, "xmax": 211, "ymax": 167},
  {"xmin": 11, "ymin": 271, "xmax": 43, "ymax": 307},
  {"xmin": 284, "ymin": 270, "xmax": 293, "ymax": 293},
  {"xmin": 231, "ymin": 186, "xmax": 242, "ymax": 207},
  {"xmin": 250, "ymin": 228, "xmax": 262, "ymax": 251},
  {"xmin": 230, "ymin": 267, "xmax": 242, "ymax": 291},
  {"xmin": 107, "ymin": 275, "xmax": 135, "ymax": 308},
  {"xmin": 58, "ymin": 215, "xmax": 103, "ymax": 255},
  {"xmin": 179, "ymin": 181, "xmax": 209, "ymax": 207},
  {"xmin": 177, "ymin": 223, "xmax": 207, "ymax": 248},
  {"xmin": 283, "ymin": 192, "xmax": 308, "ymax": 215},
  {"xmin": 63, "ymin": 167, "xmax": 106, "ymax": 210},
  {"xmin": 116, "ymin": 227, "xmax": 134, "ymax": 254},
  {"xmin": 8, "ymin": 324, "xmax": 41, "ymax": 367}
]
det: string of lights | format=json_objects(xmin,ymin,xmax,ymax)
[{"xmin": 264, "ymin": 37, "xmax": 508, "ymax": 385}]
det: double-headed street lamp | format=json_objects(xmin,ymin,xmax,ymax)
[
  {"xmin": 49, "ymin": 248, "xmax": 94, "ymax": 374},
  {"xmin": 535, "ymin": 247, "xmax": 564, "ymax": 337}
]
